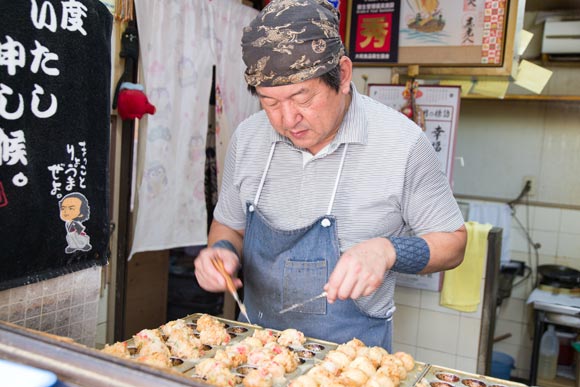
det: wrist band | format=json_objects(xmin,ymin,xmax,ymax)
[
  {"xmin": 212, "ymin": 240, "xmax": 238, "ymax": 257},
  {"xmin": 388, "ymin": 236, "xmax": 430, "ymax": 274}
]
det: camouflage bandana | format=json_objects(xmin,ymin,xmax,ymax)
[{"xmin": 241, "ymin": 0, "xmax": 345, "ymax": 87}]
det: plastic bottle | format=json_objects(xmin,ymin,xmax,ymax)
[{"xmin": 538, "ymin": 324, "xmax": 560, "ymax": 379}]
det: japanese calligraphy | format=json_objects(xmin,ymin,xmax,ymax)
[{"xmin": 48, "ymin": 142, "xmax": 89, "ymax": 199}]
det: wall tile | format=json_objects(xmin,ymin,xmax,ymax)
[
  {"xmin": 457, "ymin": 316, "xmax": 482, "ymax": 358},
  {"xmin": 455, "ymin": 356, "xmax": 477, "ymax": 374},
  {"xmin": 533, "ymin": 207, "xmax": 561, "ymax": 232},
  {"xmin": 531, "ymin": 230, "xmax": 558, "ymax": 256},
  {"xmin": 0, "ymin": 289, "xmax": 10, "ymax": 305},
  {"xmin": 418, "ymin": 310, "xmax": 460, "ymax": 353},
  {"xmin": 420, "ymin": 290, "xmax": 460, "ymax": 316},
  {"xmin": 394, "ymin": 285, "xmax": 421, "ymax": 307},
  {"xmin": 497, "ymin": 296, "xmax": 526, "ymax": 323},
  {"xmin": 557, "ymin": 232, "xmax": 580, "ymax": 259},
  {"xmin": 392, "ymin": 342, "xmax": 417, "ymax": 358},
  {"xmin": 393, "ymin": 305, "xmax": 420, "ymax": 346},
  {"xmin": 416, "ymin": 347, "xmax": 456, "ymax": 370},
  {"xmin": 560, "ymin": 209, "xmax": 580, "ymax": 234},
  {"xmin": 510, "ymin": 227, "xmax": 531, "ymax": 253}
]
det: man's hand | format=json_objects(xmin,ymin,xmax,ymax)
[
  {"xmin": 194, "ymin": 246, "xmax": 242, "ymax": 293},
  {"xmin": 324, "ymin": 237, "xmax": 395, "ymax": 303}
]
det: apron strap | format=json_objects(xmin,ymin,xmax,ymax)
[
  {"xmin": 253, "ymin": 142, "xmax": 277, "ymax": 206},
  {"xmin": 326, "ymin": 143, "xmax": 349, "ymax": 215}
]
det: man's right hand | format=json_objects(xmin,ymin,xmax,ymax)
[{"xmin": 194, "ymin": 246, "xmax": 242, "ymax": 293}]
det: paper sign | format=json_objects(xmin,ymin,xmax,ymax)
[
  {"xmin": 518, "ymin": 30, "xmax": 534, "ymax": 56},
  {"xmin": 471, "ymin": 79, "xmax": 510, "ymax": 99},
  {"xmin": 514, "ymin": 59, "xmax": 553, "ymax": 94},
  {"xmin": 440, "ymin": 80, "xmax": 474, "ymax": 97}
]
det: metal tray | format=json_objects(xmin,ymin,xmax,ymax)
[
  {"xmin": 416, "ymin": 364, "xmax": 528, "ymax": 387},
  {"xmin": 124, "ymin": 313, "xmax": 429, "ymax": 386}
]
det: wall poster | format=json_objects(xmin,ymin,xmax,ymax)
[
  {"xmin": 0, "ymin": 1, "xmax": 112, "ymax": 290},
  {"xmin": 368, "ymin": 84, "xmax": 461, "ymax": 184},
  {"xmin": 346, "ymin": 0, "xmax": 401, "ymax": 64}
]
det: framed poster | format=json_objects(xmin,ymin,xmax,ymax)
[
  {"xmin": 350, "ymin": 0, "xmax": 521, "ymax": 76},
  {"xmin": 346, "ymin": 0, "xmax": 401, "ymax": 64},
  {"xmin": 368, "ymin": 84, "xmax": 461, "ymax": 183}
]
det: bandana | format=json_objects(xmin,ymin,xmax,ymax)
[{"xmin": 241, "ymin": 0, "xmax": 345, "ymax": 87}]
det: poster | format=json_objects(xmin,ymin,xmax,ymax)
[
  {"xmin": 0, "ymin": 0, "xmax": 112, "ymax": 290},
  {"xmin": 368, "ymin": 84, "xmax": 461, "ymax": 183},
  {"xmin": 347, "ymin": 0, "xmax": 400, "ymax": 64}
]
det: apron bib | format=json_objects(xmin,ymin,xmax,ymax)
[{"xmin": 241, "ymin": 143, "xmax": 393, "ymax": 350}]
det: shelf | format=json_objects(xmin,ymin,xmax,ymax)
[
  {"xmin": 537, "ymin": 376, "xmax": 576, "ymax": 387},
  {"xmin": 462, "ymin": 94, "xmax": 580, "ymax": 102}
]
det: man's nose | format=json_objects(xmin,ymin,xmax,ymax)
[{"xmin": 281, "ymin": 102, "xmax": 302, "ymax": 128}]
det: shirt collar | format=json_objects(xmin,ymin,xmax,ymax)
[{"xmin": 269, "ymin": 82, "xmax": 368, "ymax": 151}]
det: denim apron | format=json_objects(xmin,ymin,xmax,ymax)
[{"xmin": 241, "ymin": 143, "xmax": 393, "ymax": 350}]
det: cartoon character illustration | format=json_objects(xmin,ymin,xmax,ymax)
[{"xmin": 59, "ymin": 192, "xmax": 92, "ymax": 254}]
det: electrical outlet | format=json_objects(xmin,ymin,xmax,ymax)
[{"xmin": 523, "ymin": 175, "xmax": 536, "ymax": 196}]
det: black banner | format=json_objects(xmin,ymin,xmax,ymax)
[{"xmin": 0, "ymin": 0, "xmax": 112, "ymax": 290}]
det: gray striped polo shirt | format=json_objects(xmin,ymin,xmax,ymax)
[{"xmin": 214, "ymin": 84, "xmax": 464, "ymax": 318}]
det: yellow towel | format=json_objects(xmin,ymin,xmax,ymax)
[{"xmin": 440, "ymin": 221, "xmax": 493, "ymax": 312}]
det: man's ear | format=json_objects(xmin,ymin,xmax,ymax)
[{"xmin": 339, "ymin": 56, "xmax": 353, "ymax": 94}]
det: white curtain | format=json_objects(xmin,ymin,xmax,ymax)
[{"xmin": 130, "ymin": 0, "xmax": 259, "ymax": 258}]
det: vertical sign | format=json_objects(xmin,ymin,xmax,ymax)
[
  {"xmin": 368, "ymin": 84, "xmax": 461, "ymax": 184},
  {"xmin": 348, "ymin": 0, "xmax": 400, "ymax": 64},
  {"xmin": 0, "ymin": 0, "xmax": 112, "ymax": 290}
]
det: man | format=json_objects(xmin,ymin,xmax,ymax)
[{"xmin": 195, "ymin": 0, "xmax": 466, "ymax": 350}]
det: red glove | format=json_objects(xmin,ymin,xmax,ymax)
[{"xmin": 117, "ymin": 89, "xmax": 156, "ymax": 120}]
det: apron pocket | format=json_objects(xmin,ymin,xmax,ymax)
[{"xmin": 283, "ymin": 260, "xmax": 327, "ymax": 315}]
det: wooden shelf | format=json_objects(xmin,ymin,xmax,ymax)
[
  {"xmin": 537, "ymin": 376, "xmax": 576, "ymax": 387},
  {"xmin": 462, "ymin": 94, "xmax": 580, "ymax": 102}
]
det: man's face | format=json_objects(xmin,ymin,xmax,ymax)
[
  {"xmin": 60, "ymin": 197, "xmax": 83, "ymax": 221},
  {"xmin": 255, "ymin": 59, "xmax": 351, "ymax": 155}
]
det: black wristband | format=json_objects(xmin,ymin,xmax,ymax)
[
  {"xmin": 212, "ymin": 240, "xmax": 238, "ymax": 257},
  {"xmin": 388, "ymin": 236, "xmax": 430, "ymax": 274}
]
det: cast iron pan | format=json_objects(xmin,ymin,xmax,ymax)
[{"xmin": 538, "ymin": 264, "xmax": 580, "ymax": 288}]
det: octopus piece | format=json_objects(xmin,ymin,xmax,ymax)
[
  {"xmin": 349, "ymin": 356, "xmax": 376, "ymax": 378},
  {"xmin": 243, "ymin": 367, "xmax": 274, "ymax": 387},
  {"xmin": 339, "ymin": 367, "xmax": 370, "ymax": 387},
  {"xmin": 252, "ymin": 329, "xmax": 279, "ymax": 345},
  {"xmin": 365, "ymin": 373, "xmax": 396, "ymax": 387},
  {"xmin": 195, "ymin": 358, "xmax": 237, "ymax": 387},
  {"xmin": 196, "ymin": 314, "xmax": 225, "ymax": 332},
  {"xmin": 199, "ymin": 324, "xmax": 231, "ymax": 346},
  {"xmin": 394, "ymin": 351, "xmax": 415, "ymax": 371},
  {"xmin": 288, "ymin": 375, "xmax": 318, "ymax": 387},
  {"xmin": 325, "ymin": 349, "xmax": 351, "ymax": 370},
  {"xmin": 277, "ymin": 328, "xmax": 306, "ymax": 347},
  {"xmin": 101, "ymin": 341, "xmax": 131, "ymax": 358}
]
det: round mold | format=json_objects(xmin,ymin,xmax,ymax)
[
  {"xmin": 170, "ymin": 357, "xmax": 184, "ymax": 366},
  {"xmin": 227, "ymin": 326, "xmax": 249, "ymax": 334},
  {"xmin": 462, "ymin": 379, "xmax": 487, "ymax": 387},
  {"xmin": 303, "ymin": 343, "xmax": 325, "ymax": 352},
  {"xmin": 235, "ymin": 365, "xmax": 258, "ymax": 375},
  {"xmin": 436, "ymin": 373, "xmax": 461, "ymax": 383},
  {"xmin": 294, "ymin": 349, "xmax": 316, "ymax": 359},
  {"xmin": 431, "ymin": 382, "xmax": 454, "ymax": 387}
]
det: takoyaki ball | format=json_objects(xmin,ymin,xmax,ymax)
[
  {"xmin": 345, "ymin": 338, "xmax": 366, "ymax": 348},
  {"xmin": 258, "ymin": 360, "xmax": 286, "ymax": 383},
  {"xmin": 240, "ymin": 336, "xmax": 264, "ymax": 349},
  {"xmin": 365, "ymin": 373, "xmax": 396, "ymax": 387},
  {"xmin": 394, "ymin": 351, "xmax": 415, "ymax": 371},
  {"xmin": 195, "ymin": 359, "xmax": 236, "ymax": 387},
  {"xmin": 101, "ymin": 342, "xmax": 131, "ymax": 358},
  {"xmin": 252, "ymin": 329, "xmax": 278, "ymax": 345},
  {"xmin": 160, "ymin": 319, "xmax": 192, "ymax": 337},
  {"xmin": 336, "ymin": 343, "xmax": 358, "ymax": 360},
  {"xmin": 307, "ymin": 365, "xmax": 337, "ymax": 386},
  {"xmin": 277, "ymin": 328, "xmax": 306, "ymax": 347},
  {"xmin": 273, "ymin": 349, "xmax": 300, "ymax": 373},
  {"xmin": 199, "ymin": 325, "xmax": 231, "ymax": 346},
  {"xmin": 247, "ymin": 348, "xmax": 275, "ymax": 366},
  {"xmin": 135, "ymin": 352, "xmax": 172, "ymax": 368},
  {"xmin": 349, "ymin": 356, "xmax": 376, "ymax": 378},
  {"xmin": 339, "ymin": 367, "xmax": 370, "ymax": 387},
  {"xmin": 288, "ymin": 375, "xmax": 318, "ymax": 387},
  {"xmin": 320, "ymin": 359, "xmax": 342, "ymax": 376},
  {"xmin": 196, "ymin": 314, "xmax": 224, "ymax": 332},
  {"xmin": 242, "ymin": 368, "xmax": 273, "ymax": 387},
  {"xmin": 367, "ymin": 347, "xmax": 389, "ymax": 368},
  {"xmin": 325, "ymin": 349, "xmax": 351, "ymax": 370},
  {"xmin": 376, "ymin": 364, "xmax": 401, "ymax": 387}
]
